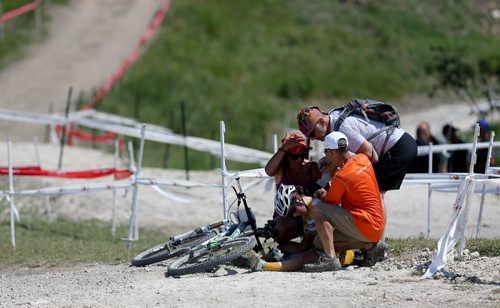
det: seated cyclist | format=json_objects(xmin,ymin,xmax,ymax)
[
  {"xmin": 271, "ymin": 184, "xmax": 316, "ymax": 257},
  {"xmin": 249, "ymin": 184, "xmax": 354, "ymax": 272}
]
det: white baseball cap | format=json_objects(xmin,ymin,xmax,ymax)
[{"xmin": 324, "ymin": 131, "xmax": 348, "ymax": 150}]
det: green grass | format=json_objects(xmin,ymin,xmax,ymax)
[
  {"xmin": 90, "ymin": 0, "xmax": 500, "ymax": 169},
  {"xmin": 0, "ymin": 215, "xmax": 170, "ymax": 266},
  {"xmin": 387, "ymin": 237, "xmax": 500, "ymax": 257},
  {"xmin": 0, "ymin": 215, "xmax": 498, "ymax": 267}
]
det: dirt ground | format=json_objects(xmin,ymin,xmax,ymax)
[
  {"xmin": 0, "ymin": 143, "xmax": 498, "ymax": 307},
  {"xmin": 0, "ymin": 0, "xmax": 498, "ymax": 307}
]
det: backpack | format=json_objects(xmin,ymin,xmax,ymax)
[{"xmin": 331, "ymin": 98, "xmax": 401, "ymax": 153}]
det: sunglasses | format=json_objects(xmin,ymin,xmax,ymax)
[
  {"xmin": 288, "ymin": 152, "xmax": 308, "ymax": 160},
  {"xmin": 305, "ymin": 122, "xmax": 320, "ymax": 139},
  {"xmin": 299, "ymin": 107, "xmax": 322, "ymax": 139}
]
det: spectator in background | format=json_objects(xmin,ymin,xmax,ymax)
[
  {"xmin": 442, "ymin": 124, "xmax": 469, "ymax": 173},
  {"xmin": 474, "ymin": 118, "xmax": 495, "ymax": 173},
  {"xmin": 410, "ymin": 121, "xmax": 447, "ymax": 173}
]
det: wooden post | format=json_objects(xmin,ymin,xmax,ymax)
[
  {"xmin": 58, "ymin": 87, "xmax": 72, "ymax": 170},
  {"xmin": 180, "ymin": 101, "xmax": 189, "ymax": 180},
  {"xmin": 44, "ymin": 104, "xmax": 54, "ymax": 143}
]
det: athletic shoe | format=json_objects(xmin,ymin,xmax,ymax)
[
  {"xmin": 302, "ymin": 252, "xmax": 342, "ymax": 272},
  {"xmin": 360, "ymin": 241, "xmax": 388, "ymax": 267},
  {"xmin": 248, "ymin": 254, "xmax": 265, "ymax": 272},
  {"xmin": 261, "ymin": 247, "xmax": 284, "ymax": 262}
]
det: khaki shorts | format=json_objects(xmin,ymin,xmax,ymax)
[{"xmin": 313, "ymin": 202, "xmax": 370, "ymax": 247}]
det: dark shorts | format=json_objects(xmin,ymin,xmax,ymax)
[{"xmin": 373, "ymin": 132, "xmax": 417, "ymax": 191}]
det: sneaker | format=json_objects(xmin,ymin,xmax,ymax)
[
  {"xmin": 261, "ymin": 247, "xmax": 284, "ymax": 262},
  {"xmin": 303, "ymin": 252, "xmax": 342, "ymax": 272},
  {"xmin": 360, "ymin": 241, "xmax": 388, "ymax": 267},
  {"xmin": 248, "ymin": 254, "xmax": 265, "ymax": 272}
]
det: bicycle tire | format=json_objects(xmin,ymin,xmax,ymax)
[
  {"xmin": 131, "ymin": 231, "xmax": 217, "ymax": 267},
  {"xmin": 167, "ymin": 236, "xmax": 256, "ymax": 276}
]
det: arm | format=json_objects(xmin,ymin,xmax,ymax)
[
  {"xmin": 357, "ymin": 140, "xmax": 379, "ymax": 164},
  {"xmin": 264, "ymin": 135, "xmax": 304, "ymax": 176},
  {"xmin": 264, "ymin": 148, "xmax": 286, "ymax": 176}
]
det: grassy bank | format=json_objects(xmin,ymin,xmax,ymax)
[
  {"xmin": 93, "ymin": 0, "xmax": 500, "ymax": 169},
  {"xmin": 0, "ymin": 215, "xmax": 498, "ymax": 267}
]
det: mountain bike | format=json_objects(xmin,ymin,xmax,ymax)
[
  {"xmin": 131, "ymin": 220, "xmax": 225, "ymax": 267},
  {"xmin": 166, "ymin": 176, "xmax": 276, "ymax": 276},
  {"xmin": 131, "ymin": 176, "xmax": 276, "ymax": 268}
]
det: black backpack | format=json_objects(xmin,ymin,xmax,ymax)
[{"xmin": 331, "ymin": 98, "xmax": 401, "ymax": 153}]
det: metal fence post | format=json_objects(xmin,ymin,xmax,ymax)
[{"xmin": 0, "ymin": 0, "xmax": 4, "ymax": 40}]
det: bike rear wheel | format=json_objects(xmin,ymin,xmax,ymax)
[
  {"xmin": 131, "ymin": 231, "xmax": 217, "ymax": 267},
  {"xmin": 167, "ymin": 236, "xmax": 256, "ymax": 276}
]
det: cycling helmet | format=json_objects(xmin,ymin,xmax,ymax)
[{"xmin": 274, "ymin": 184, "xmax": 297, "ymax": 217}]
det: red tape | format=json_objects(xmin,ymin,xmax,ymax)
[
  {"xmin": 0, "ymin": 166, "xmax": 132, "ymax": 180},
  {"xmin": 0, "ymin": 0, "xmax": 42, "ymax": 23},
  {"xmin": 82, "ymin": 0, "xmax": 170, "ymax": 110},
  {"xmin": 54, "ymin": 125, "xmax": 118, "ymax": 144}
]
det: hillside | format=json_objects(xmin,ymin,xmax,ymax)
[
  {"xmin": 0, "ymin": 0, "xmax": 161, "ymax": 141},
  {"xmin": 96, "ymin": 0, "xmax": 500, "ymax": 168}
]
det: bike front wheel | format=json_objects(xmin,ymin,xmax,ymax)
[
  {"xmin": 131, "ymin": 231, "xmax": 217, "ymax": 267},
  {"xmin": 167, "ymin": 236, "xmax": 256, "ymax": 276}
]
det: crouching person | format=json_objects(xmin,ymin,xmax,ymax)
[{"xmin": 303, "ymin": 131, "xmax": 387, "ymax": 272}]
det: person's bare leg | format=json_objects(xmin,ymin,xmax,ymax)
[
  {"xmin": 380, "ymin": 191, "xmax": 387, "ymax": 240},
  {"xmin": 262, "ymin": 248, "xmax": 319, "ymax": 272},
  {"xmin": 311, "ymin": 206, "xmax": 336, "ymax": 257}
]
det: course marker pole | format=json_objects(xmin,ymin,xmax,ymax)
[
  {"xmin": 219, "ymin": 121, "xmax": 228, "ymax": 225},
  {"xmin": 126, "ymin": 125, "xmax": 146, "ymax": 248},
  {"xmin": 427, "ymin": 142, "xmax": 433, "ymax": 238},
  {"xmin": 111, "ymin": 138, "xmax": 119, "ymax": 237},
  {"xmin": 460, "ymin": 124, "xmax": 480, "ymax": 254},
  {"xmin": 476, "ymin": 131, "xmax": 495, "ymax": 238},
  {"xmin": 7, "ymin": 140, "xmax": 19, "ymax": 249}
]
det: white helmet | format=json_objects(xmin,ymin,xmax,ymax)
[{"xmin": 274, "ymin": 184, "xmax": 297, "ymax": 217}]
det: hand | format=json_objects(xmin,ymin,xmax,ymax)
[
  {"xmin": 280, "ymin": 132, "xmax": 309, "ymax": 152},
  {"xmin": 313, "ymin": 188, "xmax": 327, "ymax": 200},
  {"xmin": 281, "ymin": 136, "xmax": 302, "ymax": 152}
]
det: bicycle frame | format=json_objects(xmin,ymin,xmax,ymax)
[
  {"xmin": 189, "ymin": 176, "xmax": 265, "ymax": 253},
  {"xmin": 169, "ymin": 220, "xmax": 225, "ymax": 246}
]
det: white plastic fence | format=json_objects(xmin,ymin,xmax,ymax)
[{"xmin": 0, "ymin": 116, "xmax": 499, "ymax": 279}]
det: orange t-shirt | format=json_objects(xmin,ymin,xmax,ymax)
[{"xmin": 324, "ymin": 153, "xmax": 384, "ymax": 242}]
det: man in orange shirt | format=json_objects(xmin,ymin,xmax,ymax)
[{"xmin": 303, "ymin": 131, "xmax": 387, "ymax": 272}]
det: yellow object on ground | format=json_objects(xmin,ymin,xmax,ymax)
[{"xmin": 339, "ymin": 250, "xmax": 355, "ymax": 266}]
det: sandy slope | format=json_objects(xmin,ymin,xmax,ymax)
[{"xmin": 0, "ymin": 0, "xmax": 162, "ymax": 141}]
